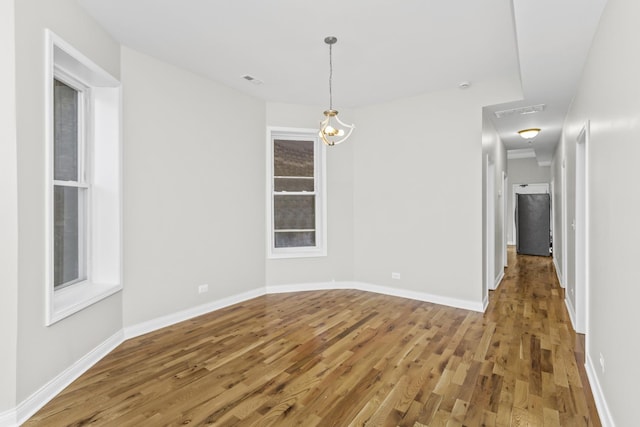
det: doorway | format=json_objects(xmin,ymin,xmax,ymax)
[
  {"xmin": 486, "ymin": 159, "xmax": 496, "ymax": 295},
  {"xmin": 510, "ymin": 182, "xmax": 550, "ymax": 246},
  {"xmin": 574, "ymin": 122, "xmax": 589, "ymax": 334}
]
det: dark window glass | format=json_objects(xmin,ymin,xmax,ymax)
[
  {"xmin": 54, "ymin": 186, "xmax": 83, "ymax": 288},
  {"xmin": 274, "ymin": 231, "xmax": 316, "ymax": 248},
  {"xmin": 274, "ymin": 195, "xmax": 315, "ymax": 230},
  {"xmin": 274, "ymin": 139, "xmax": 314, "ymax": 177},
  {"xmin": 53, "ymin": 79, "xmax": 79, "ymax": 181}
]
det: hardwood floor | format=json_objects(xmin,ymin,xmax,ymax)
[{"xmin": 24, "ymin": 249, "xmax": 600, "ymax": 426}]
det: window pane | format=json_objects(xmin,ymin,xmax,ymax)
[
  {"xmin": 54, "ymin": 79, "xmax": 79, "ymax": 181},
  {"xmin": 274, "ymin": 177, "xmax": 314, "ymax": 192},
  {"xmin": 274, "ymin": 195, "xmax": 315, "ymax": 230},
  {"xmin": 54, "ymin": 186, "xmax": 85, "ymax": 288},
  {"xmin": 275, "ymin": 231, "xmax": 316, "ymax": 248},
  {"xmin": 274, "ymin": 139, "xmax": 314, "ymax": 177}
]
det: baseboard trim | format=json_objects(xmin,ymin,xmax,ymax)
[
  {"xmin": 553, "ymin": 257, "xmax": 564, "ymax": 288},
  {"xmin": 0, "ymin": 408, "xmax": 16, "ymax": 427},
  {"xmin": 265, "ymin": 281, "xmax": 352, "ymax": 294},
  {"xmin": 15, "ymin": 329, "xmax": 124, "ymax": 426},
  {"xmin": 585, "ymin": 353, "xmax": 615, "ymax": 427},
  {"xmin": 124, "ymin": 287, "xmax": 266, "ymax": 340},
  {"xmin": 268, "ymin": 281, "xmax": 484, "ymax": 312},
  {"xmin": 564, "ymin": 295, "xmax": 577, "ymax": 331},
  {"xmin": 492, "ymin": 270, "xmax": 505, "ymax": 290}
]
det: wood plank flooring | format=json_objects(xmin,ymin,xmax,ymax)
[{"xmin": 24, "ymin": 248, "xmax": 600, "ymax": 426}]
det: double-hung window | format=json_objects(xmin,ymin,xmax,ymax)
[
  {"xmin": 53, "ymin": 75, "xmax": 89, "ymax": 289},
  {"xmin": 267, "ymin": 128, "xmax": 327, "ymax": 258},
  {"xmin": 45, "ymin": 30, "xmax": 122, "ymax": 325}
]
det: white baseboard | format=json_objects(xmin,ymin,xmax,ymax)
[
  {"xmin": 564, "ymin": 295, "xmax": 577, "ymax": 331},
  {"xmin": 585, "ymin": 353, "xmax": 615, "ymax": 427},
  {"xmin": 15, "ymin": 330, "xmax": 124, "ymax": 426},
  {"xmin": 124, "ymin": 287, "xmax": 266, "ymax": 340},
  {"xmin": 0, "ymin": 408, "xmax": 16, "ymax": 427},
  {"xmin": 553, "ymin": 256, "xmax": 565, "ymax": 288},
  {"xmin": 265, "ymin": 280, "xmax": 352, "ymax": 294},
  {"xmin": 267, "ymin": 281, "xmax": 484, "ymax": 312},
  {"xmin": 355, "ymin": 281, "xmax": 484, "ymax": 312},
  {"xmin": 492, "ymin": 270, "xmax": 505, "ymax": 291}
]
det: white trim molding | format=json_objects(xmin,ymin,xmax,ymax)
[
  {"xmin": 564, "ymin": 295, "xmax": 577, "ymax": 331},
  {"xmin": 553, "ymin": 256, "xmax": 564, "ymax": 288},
  {"xmin": 124, "ymin": 287, "xmax": 266, "ymax": 340},
  {"xmin": 268, "ymin": 281, "xmax": 484, "ymax": 312},
  {"xmin": 493, "ymin": 270, "xmax": 505, "ymax": 291},
  {"xmin": 15, "ymin": 330, "xmax": 123, "ymax": 426},
  {"xmin": 507, "ymin": 148, "xmax": 536, "ymax": 160},
  {"xmin": 0, "ymin": 409, "xmax": 17, "ymax": 427},
  {"xmin": 585, "ymin": 354, "xmax": 615, "ymax": 427}
]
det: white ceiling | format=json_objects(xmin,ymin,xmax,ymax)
[{"xmin": 78, "ymin": 0, "xmax": 607, "ymax": 163}]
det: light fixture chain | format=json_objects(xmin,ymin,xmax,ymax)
[{"xmin": 328, "ymin": 42, "xmax": 333, "ymax": 110}]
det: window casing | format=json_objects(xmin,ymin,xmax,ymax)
[
  {"xmin": 45, "ymin": 30, "xmax": 122, "ymax": 325},
  {"xmin": 267, "ymin": 127, "xmax": 327, "ymax": 258}
]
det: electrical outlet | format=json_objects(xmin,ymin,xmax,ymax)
[
  {"xmin": 391, "ymin": 272, "xmax": 401, "ymax": 280},
  {"xmin": 599, "ymin": 353, "xmax": 605, "ymax": 373},
  {"xmin": 198, "ymin": 284, "xmax": 209, "ymax": 294}
]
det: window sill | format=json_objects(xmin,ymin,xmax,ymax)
[
  {"xmin": 47, "ymin": 281, "xmax": 122, "ymax": 326},
  {"xmin": 268, "ymin": 249, "xmax": 327, "ymax": 259}
]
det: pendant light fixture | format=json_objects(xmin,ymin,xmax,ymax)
[
  {"xmin": 319, "ymin": 36, "xmax": 354, "ymax": 146},
  {"xmin": 518, "ymin": 128, "xmax": 541, "ymax": 139}
]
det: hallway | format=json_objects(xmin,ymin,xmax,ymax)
[{"xmin": 484, "ymin": 247, "xmax": 600, "ymax": 425}]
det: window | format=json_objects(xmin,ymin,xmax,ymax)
[
  {"xmin": 53, "ymin": 76, "xmax": 88, "ymax": 290},
  {"xmin": 45, "ymin": 30, "xmax": 122, "ymax": 325},
  {"xmin": 267, "ymin": 128, "xmax": 327, "ymax": 258}
]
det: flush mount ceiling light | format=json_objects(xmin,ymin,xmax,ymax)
[
  {"xmin": 319, "ymin": 36, "xmax": 354, "ymax": 146},
  {"xmin": 518, "ymin": 128, "xmax": 541, "ymax": 139}
]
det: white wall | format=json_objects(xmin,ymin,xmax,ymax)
[
  {"xmin": 555, "ymin": 0, "xmax": 640, "ymax": 423},
  {"xmin": 121, "ymin": 47, "xmax": 266, "ymax": 326},
  {"xmin": 353, "ymin": 81, "xmax": 520, "ymax": 307},
  {"xmin": 506, "ymin": 157, "xmax": 551, "ymax": 244},
  {"xmin": 0, "ymin": 0, "xmax": 18, "ymax": 415},
  {"xmin": 265, "ymin": 103, "xmax": 355, "ymax": 286},
  {"xmin": 14, "ymin": 0, "xmax": 124, "ymax": 403}
]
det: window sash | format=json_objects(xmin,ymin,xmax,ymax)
[
  {"xmin": 52, "ymin": 73, "xmax": 89, "ymax": 290},
  {"xmin": 267, "ymin": 129, "xmax": 326, "ymax": 257}
]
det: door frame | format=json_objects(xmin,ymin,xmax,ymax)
[
  {"xmin": 486, "ymin": 158, "xmax": 496, "ymax": 296},
  {"xmin": 511, "ymin": 183, "xmax": 550, "ymax": 247},
  {"xmin": 503, "ymin": 172, "xmax": 508, "ymax": 267},
  {"xmin": 575, "ymin": 121, "xmax": 589, "ymax": 334}
]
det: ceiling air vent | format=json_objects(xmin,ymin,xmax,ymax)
[
  {"xmin": 241, "ymin": 74, "xmax": 263, "ymax": 85},
  {"xmin": 494, "ymin": 104, "xmax": 545, "ymax": 119}
]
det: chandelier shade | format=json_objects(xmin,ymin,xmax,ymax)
[{"xmin": 518, "ymin": 128, "xmax": 541, "ymax": 139}]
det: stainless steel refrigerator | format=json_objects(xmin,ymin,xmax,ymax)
[{"xmin": 515, "ymin": 193, "xmax": 551, "ymax": 256}]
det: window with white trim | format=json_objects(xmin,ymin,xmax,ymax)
[
  {"xmin": 45, "ymin": 30, "xmax": 122, "ymax": 325},
  {"xmin": 53, "ymin": 75, "xmax": 88, "ymax": 289},
  {"xmin": 267, "ymin": 128, "xmax": 327, "ymax": 258}
]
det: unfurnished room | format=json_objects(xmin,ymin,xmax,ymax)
[{"xmin": 1, "ymin": 0, "xmax": 639, "ymax": 426}]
